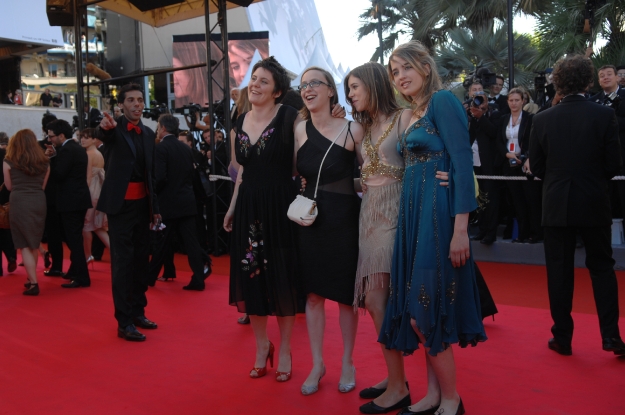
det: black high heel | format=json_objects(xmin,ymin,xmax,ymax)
[{"xmin": 23, "ymin": 283, "xmax": 39, "ymax": 296}]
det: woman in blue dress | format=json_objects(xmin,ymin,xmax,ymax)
[{"xmin": 379, "ymin": 41, "xmax": 487, "ymax": 415}]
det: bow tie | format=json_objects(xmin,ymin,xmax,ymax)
[{"xmin": 127, "ymin": 123, "xmax": 142, "ymax": 134}]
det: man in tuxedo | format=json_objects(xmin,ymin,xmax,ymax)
[
  {"xmin": 590, "ymin": 64, "xmax": 625, "ymax": 220},
  {"xmin": 488, "ymin": 75, "xmax": 509, "ymax": 114},
  {"xmin": 468, "ymin": 96, "xmax": 501, "ymax": 245},
  {"xmin": 84, "ymin": 103, "xmax": 102, "ymax": 128},
  {"xmin": 148, "ymin": 114, "xmax": 211, "ymax": 291},
  {"xmin": 45, "ymin": 119, "xmax": 92, "ymax": 288},
  {"xmin": 95, "ymin": 83, "xmax": 161, "ymax": 342},
  {"xmin": 530, "ymin": 54, "xmax": 625, "ymax": 356}
]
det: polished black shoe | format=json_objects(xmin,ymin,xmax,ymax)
[
  {"xmin": 360, "ymin": 394, "xmax": 411, "ymax": 414},
  {"xmin": 527, "ymin": 237, "xmax": 543, "ymax": 244},
  {"xmin": 480, "ymin": 236, "xmax": 496, "ymax": 245},
  {"xmin": 7, "ymin": 260, "xmax": 17, "ymax": 273},
  {"xmin": 548, "ymin": 338, "xmax": 572, "ymax": 356},
  {"xmin": 134, "ymin": 316, "xmax": 158, "ymax": 330},
  {"xmin": 397, "ymin": 403, "xmax": 440, "ymax": 415},
  {"xmin": 203, "ymin": 264, "xmax": 212, "ymax": 280},
  {"xmin": 117, "ymin": 324, "xmax": 146, "ymax": 342},
  {"xmin": 469, "ymin": 233, "xmax": 485, "ymax": 241},
  {"xmin": 183, "ymin": 282, "xmax": 205, "ymax": 291},
  {"xmin": 61, "ymin": 280, "xmax": 90, "ymax": 288},
  {"xmin": 602, "ymin": 337, "xmax": 625, "ymax": 355},
  {"xmin": 360, "ymin": 382, "xmax": 409, "ymax": 399},
  {"xmin": 44, "ymin": 269, "xmax": 66, "ymax": 277}
]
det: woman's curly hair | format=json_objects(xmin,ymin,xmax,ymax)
[{"xmin": 552, "ymin": 55, "xmax": 594, "ymax": 97}]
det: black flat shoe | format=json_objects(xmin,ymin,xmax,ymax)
[
  {"xmin": 134, "ymin": 316, "xmax": 158, "ymax": 329},
  {"xmin": 117, "ymin": 324, "xmax": 146, "ymax": 342},
  {"xmin": 360, "ymin": 382, "xmax": 410, "ymax": 399},
  {"xmin": 61, "ymin": 280, "xmax": 90, "ymax": 288},
  {"xmin": 480, "ymin": 236, "xmax": 496, "ymax": 245},
  {"xmin": 602, "ymin": 337, "xmax": 625, "ymax": 355},
  {"xmin": 548, "ymin": 338, "xmax": 572, "ymax": 356},
  {"xmin": 360, "ymin": 394, "xmax": 411, "ymax": 414},
  {"xmin": 455, "ymin": 399, "xmax": 465, "ymax": 415},
  {"xmin": 23, "ymin": 283, "xmax": 39, "ymax": 296}
]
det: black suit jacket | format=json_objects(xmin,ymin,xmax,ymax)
[
  {"xmin": 589, "ymin": 88, "xmax": 625, "ymax": 171},
  {"xmin": 51, "ymin": 139, "xmax": 92, "ymax": 212},
  {"xmin": 469, "ymin": 110, "xmax": 501, "ymax": 174},
  {"xmin": 154, "ymin": 135, "xmax": 197, "ymax": 219},
  {"xmin": 490, "ymin": 94, "xmax": 509, "ymax": 114},
  {"xmin": 530, "ymin": 95, "xmax": 622, "ymax": 227},
  {"xmin": 94, "ymin": 117, "xmax": 159, "ymax": 216},
  {"xmin": 497, "ymin": 110, "xmax": 533, "ymax": 172}
]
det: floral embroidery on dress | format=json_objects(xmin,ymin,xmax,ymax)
[
  {"xmin": 241, "ymin": 220, "xmax": 266, "ymax": 278},
  {"xmin": 418, "ymin": 284, "xmax": 431, "ymax": 310},
  {"xmin": 238, "ymin": 133, "xmax": 251, "ymax": 157},
  {"xmin": 257, "ymin": 128, "xmax": 274, "ymax": 155}
]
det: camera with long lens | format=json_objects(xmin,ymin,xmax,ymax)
[
  {"xmin": 143, "ymin": 100, "xmax": 169, "ymax": 122},
  {"xmin": 174, "ymin": 103, "xmax": 208, "ymax": 127}
]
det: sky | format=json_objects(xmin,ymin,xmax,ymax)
[{"xmin": 313, "ymin": 0, "xmax": 537, "ymax": 73}]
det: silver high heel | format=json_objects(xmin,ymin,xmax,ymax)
[
  {"xmin": 338, "ymin": 365, "xmax": 356, "ymax": 393},
  {"xmin": 301, "ymin": 366, "xmax": 326, "ymax": 395}
]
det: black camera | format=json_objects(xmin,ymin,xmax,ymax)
[
  {"xmin": 174, "ymin": 103, "xmax": 208, "ymax": 126},
  {"xmin": 143, "ymin": 100, "xmax": 169, "ymax": 122},
  {"xmin": 471, "ymin": 94, "xmax": 485, "ymax": 108},
  {"xmin": 509, "ymin": 154, "xmax": 527, "ymax": 168}
]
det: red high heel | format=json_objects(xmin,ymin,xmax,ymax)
[
  {"xmin": 275, "ymin": 353, "xmax": 292, "ymax": 382},
  {"xmin": 250, "ymin": 341, "xmax": 274, "ymax": 378}
]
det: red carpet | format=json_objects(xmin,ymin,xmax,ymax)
[{"xmin": 0, "ymin": 253, "xmax": 624, "ymax": 415}]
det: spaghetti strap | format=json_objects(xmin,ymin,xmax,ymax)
[{"xmin": 343, "ymin": 121, "xmax": 354, "ymax": 146}]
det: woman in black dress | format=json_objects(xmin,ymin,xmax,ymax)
[
  {"xmin": 295, "ymin": 67, "xmax": 363, "ymax": 395},
  {"xmin": 224, "ymin": 58, "xmax": 345, "ymax": 382}
]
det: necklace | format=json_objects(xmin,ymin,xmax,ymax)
[
  {"xmin": 361, "ymin": 110, "xmax": 404, "ymax": 183},
  {"xmin": 511, "ymin": 113, "xmax": 521, "ymax": 127}
]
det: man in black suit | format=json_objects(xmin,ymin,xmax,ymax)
[
  {"xmin": 95, "ymin": 83, "xmax": 161, "ymax": 342},
  {"xmin": 530, "ymin": 54, "xmax": 625, "ymax": 356},
  {"xmin": 468, "ymin": 96, "xmax": 501, "ymax": 245},
  {"xmin": 45, "ymin": 120, "xmax": 92, "ymax": 288},
  {"xmin": 488, "ymin": 75, "xmax": 509, "ymax": 114},
  {"xmin": 84, "ymin": 103, "xmax": 102, "ymax": 128},
  {"xmin": 590, "ymin": 64, "xmax": 625, "ymax": 220},
  {"xmin": 148, "ymin": 114, "xmax": 210, "ymax": 291}
]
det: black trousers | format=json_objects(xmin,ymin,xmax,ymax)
[
  {"xmin": 148, "ymin": 215, "xmax": 207, "ymax": 287},
  {"xmin": 108, "ymin": 198, "xmax": 150, "ymax": 328},
  {"xmin": 543, "ymin": 225, "xmax": 621, "ymax": 346},
  {"xmin": 44, "ymin": 205, "xmax": 64, "ymax": 271},
  {"xmin": 60, "ymin": 209, "xmax": 89, "ymax": 285},
  {"xmin": 506, "ymin": 179, "xmax": 543, "ymax": 241}
]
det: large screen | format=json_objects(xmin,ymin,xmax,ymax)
[
  {"xmin": 172, "ymin": 32, "xmax": 269, "ymax": 107},
  {"xmin": 0, "ymin": 0, "xmax": 64, "ymax": 46}
]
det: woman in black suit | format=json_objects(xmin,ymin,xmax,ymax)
[{"xmin": 498, "ymin": 88, "xmax": 543, "ymax": 243}]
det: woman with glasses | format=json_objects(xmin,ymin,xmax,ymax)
[
  {"xmin": 294, "ymin": 67, "xmax": 363, "ymax": 396},
  {"xmin": 224, "ymin": 57, "xmax": 344, "ymax": 383},
  {"xmin": 379, "ymin": 41, "xmax": 486, "ymax": 415},
  {"xmin": 3, "ymin": 129, "xmax": 50, "ymax": 295}
]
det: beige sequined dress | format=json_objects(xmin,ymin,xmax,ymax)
[{"xmin": 354, "ymin": 111, "xmax": 405, "ymax": 308}]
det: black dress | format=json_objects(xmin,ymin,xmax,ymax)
[
  {"xmin": 229, "ymin": 105, "xmax": 302, "ymax": 316},
  {"xmin": 295, "ymin": 121, "xmax": 361, "ymax": 306}
]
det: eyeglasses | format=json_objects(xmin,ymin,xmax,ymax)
[
  {"xmin": 47, "ymin": 134, "xmax": 57, "ymax": 139},
  {"xmin": 298, "ymin": 80, "xmax": 330, "ymax": 91},
  {"xmin": 617, "ymin": 73, "xmax": 625, "ymax": 77}
]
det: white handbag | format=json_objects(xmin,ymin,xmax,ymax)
[{"xmin": 287, "ymin": 122, "xmax": 348, "ymax": 226}]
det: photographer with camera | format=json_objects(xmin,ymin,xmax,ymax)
[
  {"xmin": 591, "ymin": 64, "xmax": 625, "ymax": 220},
  {"xmin": 498, "ymin": 88, "xmax": 543, "ymax": 244},
  {"xmin": 468, "ymin": 88, "xmax": 502, "ymax": 245}
]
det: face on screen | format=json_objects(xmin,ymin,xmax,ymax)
[{"xmin": 229, "ymin": 42, "xmax": 255, "ymax": 86}]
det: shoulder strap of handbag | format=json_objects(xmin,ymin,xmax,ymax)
[{"xmin": 313, "ymin": 122, "xmax": 349, "ymax": 199}]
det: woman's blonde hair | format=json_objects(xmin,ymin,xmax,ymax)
[
  {"xmin": 5, "ymin": 129, "xmax": 49, "ymax": 176},
  {"xmin": 387, "ymin": 41, "xmax": 442, "ymax": 116},
  {"xmin": 236, "ymin": 86, "xmax": 251, "ymax": 114},
  {"xmin": 344, "ymin": 62, "xmax": 401, "ymax": 130},
  {"xmin": 298, "ymin": 66, "xmax": 339, "ymax": 121}
]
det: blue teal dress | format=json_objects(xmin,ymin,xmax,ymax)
[{"xmin": 379, "ymin": 90, "xmax": 487, "ymax": 356}]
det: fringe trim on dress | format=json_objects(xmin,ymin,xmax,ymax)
[{"xmin": 353, "ymin": 181, "xmax": 402, "ymax": 310}]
